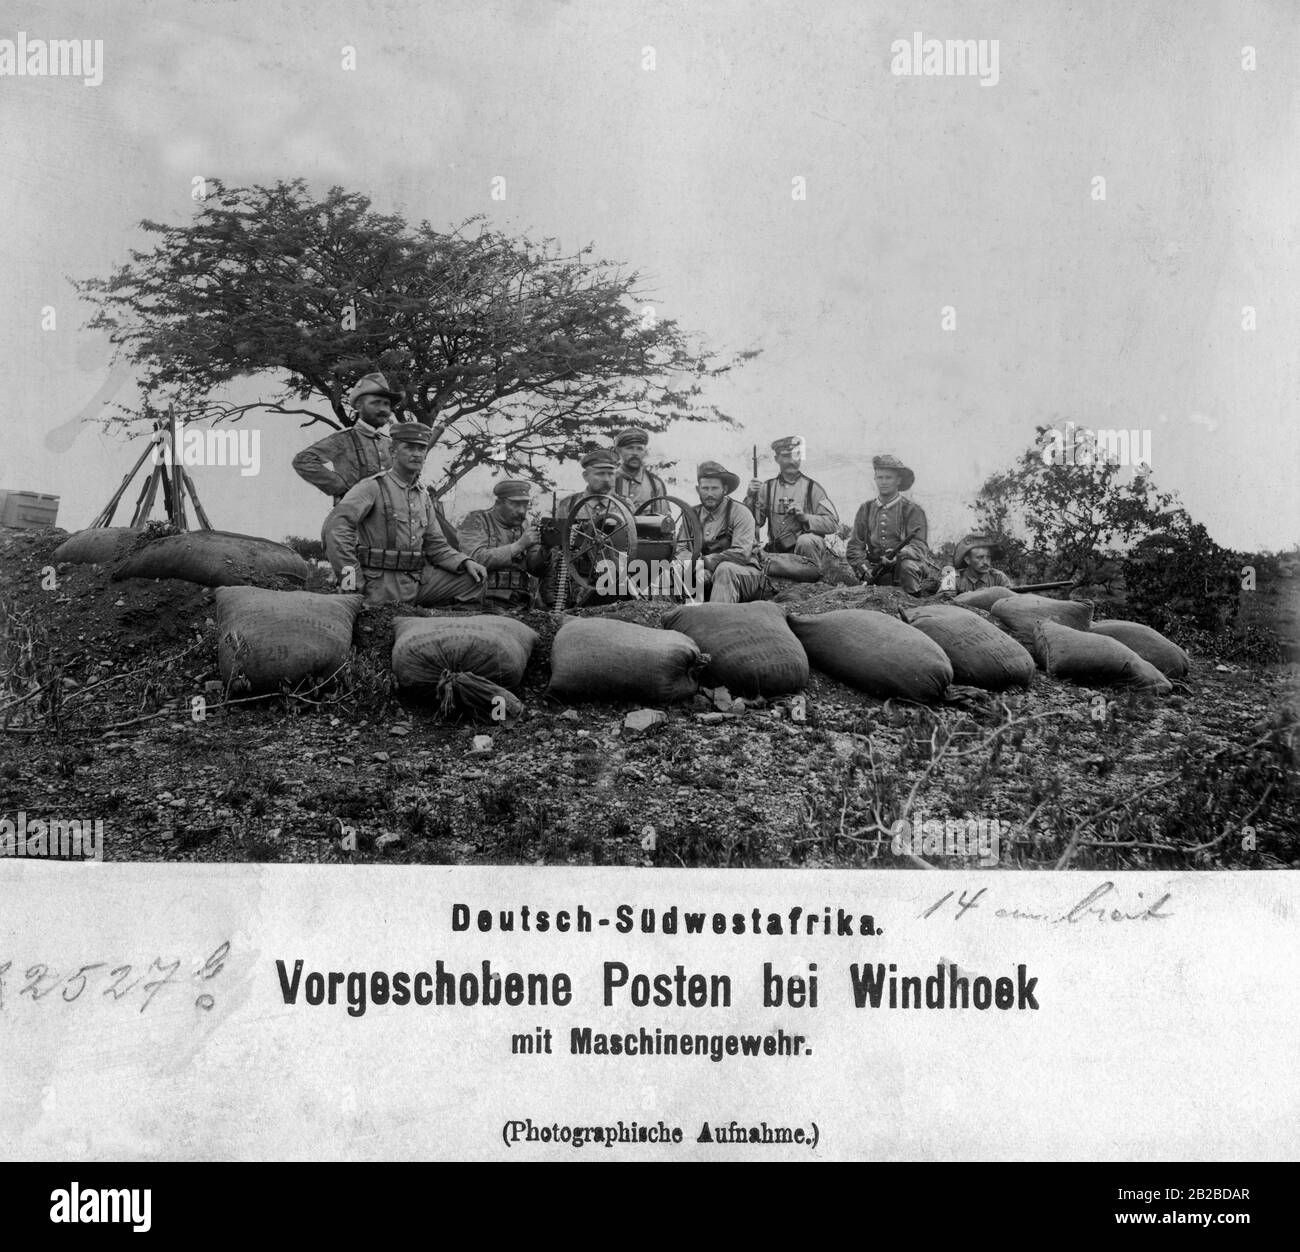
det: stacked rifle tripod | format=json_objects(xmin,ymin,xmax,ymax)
[{"xmin": 88, "ymin": 409, "xmax": 213, "ymax": 531}]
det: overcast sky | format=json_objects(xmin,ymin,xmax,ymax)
[{"xmin": 2, "ymin": 0, "xmax": 1297, "ymax": 550}]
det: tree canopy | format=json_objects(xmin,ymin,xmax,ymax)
[{"xmin": 76, "ymin": 178, "xmax": 755, "ymax": 494}]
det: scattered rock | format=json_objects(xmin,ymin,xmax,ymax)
[
  {"xmin": 372, "ymin": 751, "xmax": 390, "ymax": 763},
  {"xmin": 731, "ymin": 698, "xmax": 747, "ymax": 714},
  {"xmin": 470, "ymin": 735, "xmax": 493, "ymax": 754},
  {"xmin": 696, "ymin": 712, "xmax": 725, "ymax": 725},
  {"xmin": 389, "ymin": 725, "xmax": 411, "ymax": 737},
  {"xmin": 624, "ymin": 709, "xmax": 667, "ymax": 733},
  {"xmin": 692, "ymin": 694, "xmax": 712, "ymax": 711},
  {"xmin": 829, "ymin": 732, "xmax": 856, "ymax": 759},
  {"xmin": 375, "ymin": 832, "xmax": 404, "ymax": 852},
  {"xmin": 338, "ymin": 756, "xmax": 355, "ymax": 766},
  {"xmin": 711, "ymin": 687, "xmax": 734, "ymax": 712},
  {"xmin": 560, "ymin": 709, "xmax": 580, "ymax": 721}
]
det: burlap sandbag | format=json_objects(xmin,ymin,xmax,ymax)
[
  {"xmin": 548, "ymin": 618, "xmax": 703, "ymax": 703},
  {"xmin": 788, "ymin": 609, "xmax": 952, "ymax": 702},
  {"xmin": 392, "ymin": 615, "xmax": 538, "ymax": 716},
  {"xmin": 990, "ymin": 593, "xmax": 1093, "ymax": 666},
  {"xmin": 216, "ymin": 587, "xmax": 362, "ymax": 693},
  {"xmin": 113, "ymin": 530, "xmax": 309, "ymax": 587},
  {"xmin": 1090, "ymin": 620, "xmax": 1190, "ymax": 679},
  {"xmin": 952, "ymin": 585, "xmax": 1015, "ymax": 611},
  {"xmin": 52, "ymin": 527, "xmax": 140, "ymax": 565},
  {"xmin": 903, "ymin": 604, "xmax": 1035, "ymax": 690},
  {"xmin": 662, "ymin": 601, "xmax": 808, "ymax": 696},
  {"xmin": 1035, "ymin": 619, "xmax": 1173, "ymax": 694}
]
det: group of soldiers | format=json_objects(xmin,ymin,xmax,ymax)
[{"xmin": 293, "ymin": 372, "xmax": 1011, "ymax": 611}]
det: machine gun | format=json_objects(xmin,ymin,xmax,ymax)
[{"xmin": 542, "ymin": 491, "xmax": 704, "ymax": 603}]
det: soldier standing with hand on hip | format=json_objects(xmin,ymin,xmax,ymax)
[{"xmin": 293, "ymin": 372, "xmax": 398, "ymax": 504}]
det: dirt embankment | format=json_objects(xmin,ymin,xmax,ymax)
[{"xmin": 1, "ymin": 526, "xmax": 1296, "ymax": 869}]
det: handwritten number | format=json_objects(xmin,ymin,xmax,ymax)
[
  {"xmin": 63, "ymin": 963, "xmax": 107, "ymax": 1002},
  {"xmin": 199, "ymin": 941, "xmax": 230, "ymax": 981},
  {"xmin": 20, "ymin": 964, "xmax": 61, "ymax": 1000},
  {"xmin": 139, "ymin": 959, "xmax": 182, "ymax": 1013},
  {"xmin": 103, "ymin": 965, "xmax": 142, "ymax": 1001}
]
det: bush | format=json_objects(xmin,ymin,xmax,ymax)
[
  {"xmin": 283, "ymin": 535, "xmax": 326, "ymax": 562},
  {"xmin": 1122, "ymin": 519, "xmax": 1241, "ymax": 636}
]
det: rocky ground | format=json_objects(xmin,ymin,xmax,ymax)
[{"xmin": 1, "ymin": 525, "xmax": 1296, "ymax": 870}]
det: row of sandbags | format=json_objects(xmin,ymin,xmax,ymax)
[
  {"xmin": 212, "ymin": 588, "xmax": 538, "ymax": 716},
  {"xmin": 208, "ymin": 586, "xmax": 1190, "ymax": 714},
  {"xmin": 52, "ymin": 527, "xmax": 310, "ymax": 587},
  {"xmin": 549, "ymin": 596, "xmax": 1188, "ymax": 704}
]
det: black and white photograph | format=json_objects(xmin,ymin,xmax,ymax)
[{"xmin": 0, "ymin": 0, "xmax": 1296, "ymax": 1196}]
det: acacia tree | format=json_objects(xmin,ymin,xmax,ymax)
[{"xmin": 75, "ymin": 178, "xmax": 755, "ymax": 495}]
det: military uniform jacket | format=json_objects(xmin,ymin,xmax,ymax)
[
  {"xmin": 460, "ymin": 506, "xmax": 548, "ymax": 594},
  {"xmin": 750, "ymin": 474, "xmax": 839, "ymax": 551},
  {"xmin": 293, "ymin": 423, "xmax": 392, "ymax": 502},
  {"xmin": 955, "ymin": 567, "xmax": 1012, "ymax": 593},
  {"xmin": 323, "ymin": 470, "xmax": 468, "ymax": 578},
  {"xmin": 614, "ymin": 469, "xmax": 670, "ymax": 516},
  {"xmin": 694, "ymin": 497, "xmax": 760, "ymax": 571},
  {"xmin": 846, "ymin": 496, "xmax": 929, "ymax": 567}
]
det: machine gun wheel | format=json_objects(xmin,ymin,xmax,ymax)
[{"xmin": 558, "ymin": 492, "xmax": 638, "ymax": 596}]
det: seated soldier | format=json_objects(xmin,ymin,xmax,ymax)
[
  {"xmin": 541, "ymin": 447, "xmax": 627, "ymax": 607},
  {"xmin": 952, "ymin": 535, "xmax": 1012, "ymax": 593},
  {"xmin": 322, "ymin": 423, "xmax": 487, "ymax": 606},
  {"xmin": 745, "ymin": 435, "xmax": 839, "ymax": 581},
  {"xmin": 459, "ymin": 480, "xmax": 549, "ymax": 610},
  {"xmin": 691, "ymin": 460, "xmax": 765, "ymax": 604},
  {"xmin": 846, "ymin": 454, "xmax": 935, "ymax": 595}
]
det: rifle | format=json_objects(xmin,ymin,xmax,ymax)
[
  {"xmin": 744, "ymin": 445, "xmax": 760, "ymax": 511},
  {"xmin": 1011, "ymin": 579, "xmax": 1078, "ymax": 594}
]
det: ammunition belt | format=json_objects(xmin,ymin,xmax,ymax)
[
  {"xmin": 487, "ymin": 568, "xmax": 531, "ymax": 592},
  {"xmin": 357, "ymin": 546, "xmax": 424, "ymax": 573}
]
